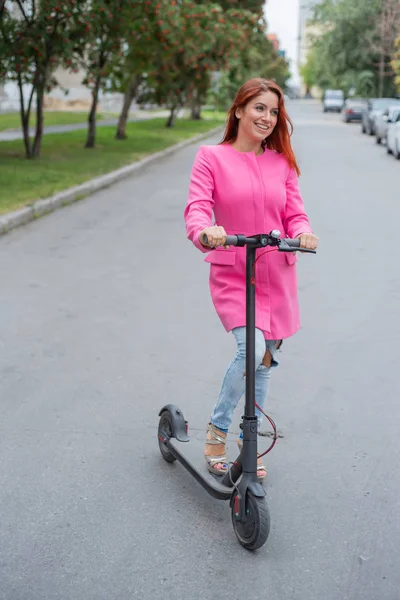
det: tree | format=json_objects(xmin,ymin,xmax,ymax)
[
  {"xmin": 393, "ymin": 36, "xmax": 400, "ymax": 93},
  {"xmin": 0, "ymin": 1, "xmax": 7, "ymax": 84},
  {"xmin": 308, "ymin": 0, "xmax": 400, "ymax": 97},
  {"xmin": 0, "ymin": 0, "xmax": 86, "ymax": 159},
  {"xmin": 299, "ymin": 46, "xmax": 319, "ymax": 95},
  {"xmin": 185, "ymin": 4, "xmax": 265, "ymax": 120},
  {"xmin": 112, "ymin": 0, "xmax": 276, "ymax": 136},
  {"xmin": 72, "ymin": 0, "xmax": 134, "ymax": 149},
  {"xmin": 114, "ymin": 73, "xmax": 142, "ymax": 140},
  {"xmin": 311, "ymin": 0, "xmax": 380, "ymax": 93},
  {"xmin": 142, "ymin": 1, "xmax": 261, "ymax": 127},
  {"xmin": 187, "ymin": 2, "xmax": 277, "ymax": 119},
  {"xmin": 368, "ymin": 0, "xmax": 400, "ymax": 97},
  {"xmin": 110, "ymin": 0, "xmax": 170, "ymax": 140},
  {"xmin": 209, "ymin": 18, "xmax": 291, "ymax": 111},
  {"xmin": 199, "ymin": 0, "xmax": 265, "ymax": 15}
]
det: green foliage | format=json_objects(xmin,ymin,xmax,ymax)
[
  {"xmin": 144, "ymin": 3, "xmax": 259, "ymax": 105},
  {"xmin": 197, "ymin": 0, "xmax": 265, "ymax": 16},
  {"xmin": 109, "ymin": 1, "xmax": 163, "ymax": 95},
  {"xmin": 299, "ymin": 46, "xmax": 319, "ymax": 93},
  {"xmin": 0, "ymin": 1, "xmax": 87, "ymax": 90},
  {"xmin": 0, "ymin": 0, "xmax": 88, "ymax": 157},
  {"xmin": 208, "ymin": 22, "xmax": 291, "ymax": 110},
  {"xmin": 392, "ymin": 36, "xmax": 400, "ymax": 93},
  {"xmin": 0, "ymin": 0, "xmax": 291, "ymax": 147},
  {"xmin": 303, "ymin": 0, "xmax": 400, "ymax": 97},
  {"xmin": 75, "ymin": 0, "xmax": 141, "ymax": 91}
]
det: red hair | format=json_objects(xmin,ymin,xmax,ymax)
[{"xmin": 220, "ymin": 78, "xmax": 300, "ymax": 176}]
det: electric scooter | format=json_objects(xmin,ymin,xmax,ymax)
[{"xmin": 157, "ymin": 230, "xmax": 316, "ymax": 550}]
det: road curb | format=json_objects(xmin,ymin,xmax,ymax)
[{"xmin": 0, "ymin": 125, "xmax": 223, "ymax": 236}]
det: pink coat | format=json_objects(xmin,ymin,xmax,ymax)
[{"xmin": 184, "ymin": 144, "xmax": 313, "ymax": 340}]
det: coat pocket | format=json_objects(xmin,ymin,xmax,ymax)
[
  {"xmin": 204, "ymin": 248, "xmax": 236, "ymax": 266},
  {"xmin": 285, "ymin": 252, "xmax": 298, "ymax": 266}
]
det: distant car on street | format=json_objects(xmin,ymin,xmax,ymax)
[
  {"xmin": 361, "ymin": 98, "xmax": 400, "ymax": 136},
  {"xmin": 323, "ymin": 89, "xmax": 345, "ymax": 113},
  {"xmin": 375, "ymin": 104, "xmax": 400, "ymax": 145},
  {"xmin": 386, "ymin": 114, "xmax": 400, "ymax": 159},
  {"xmin": 342, "ymin": 98, "xmax": 367, "ymax": 123}
]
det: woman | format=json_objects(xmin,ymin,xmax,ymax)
[{"xmin": 184, "ymin": 78, "xmax": 318, "ymax": 481}]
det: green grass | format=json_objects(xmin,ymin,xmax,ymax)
[
  {"xmin": 0, "ymin": 111, "xmax": 117, "ymax": 132},
  {"xmin": 201, "ymin": 109, "xmax": 228, "ymax": 121},
  {"xmin": 0, "ymin": 116, "xmax": 224, "ymax": 214}
]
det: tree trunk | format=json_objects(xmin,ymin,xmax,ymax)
[
  {"xmin": 189, "ymin": 86, "xmax": 202, "ymax": 120},
  {"xmin": 17, "ymin": 74, "xmax": 33, "ymax": 159},
  {"xmin": 378, "ymin": 51, "xmax": 385, "ymax": 97},
  {"xmin": 378, "ymin": 7, "xmax": 386, "ymax": 98},
  {"xmin": 85, "ymin": 77, "xmax": 101, "ymax": 149},
  {"xmin": 166, "ymin": 106, "xmax": 177, "ymax": 128},
  {"xmin": 32, "ymin": 82, "xmax": 45, "ymax": 158},
  {"xmin": 190, "ymin": 101, "xmax": 202, "ymax": 120},
  {"xmin": 115, "ymin": 74, "xmax": 142, "ymax": 140}
]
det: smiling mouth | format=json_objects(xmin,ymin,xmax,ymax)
[{"xmin": 255, "ymin": 123, "xmax": 270, "ymax": 132}]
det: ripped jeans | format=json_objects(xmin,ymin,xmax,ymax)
[{"xmin": 210, "ymin": 327, "xmax": 280, "ymax": 438}]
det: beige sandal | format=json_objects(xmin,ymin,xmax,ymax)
[
  {"xmin": 237, "ymin": 439, "xmax": 267, "ymax": 481},
  {"xmin": 204, "ymin": 423, "xmax": 228, "ymax": 476}
]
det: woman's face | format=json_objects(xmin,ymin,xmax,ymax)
[{"xmin": 235, "ymin": 90, "xmax": 280, "ymax": 143}]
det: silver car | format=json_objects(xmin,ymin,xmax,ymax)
[
  {"xmin": 375, "ymin": 104, "xmax": 400, "ymax": 145},
  {"xmin": 342, "ymin": 98, "xmax": 367, "ymax": 122},
  {"xmin": 386, "ymin": 115, "xmax": 400, "ymax": 159},
  {"xmin": 361, "ymin": 98, "xmax": 400, "ymax": 136}
]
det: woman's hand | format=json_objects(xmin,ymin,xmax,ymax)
[
  {"xmin": 199, "ymin": 225, "xmax": 227, "ymax": 248},
  {"xmin": 296, "ymin": 232, "xmax": 319, "ymax": 250}
]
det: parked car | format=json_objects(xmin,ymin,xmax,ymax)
[
  {"xmin": 342, "ymin": 98, "xmax": 367, "ymax": 123},
  {"xmin": 375, "ymin": 103, "xmax": 400, "ymax": 144},
  {"xmin": 386, "ymin": 114, "xmax": 400, "ymax": 159},
  {"xmin": 361, "ymin": 98, "xmax": 400, "ymax": 136},
  {"xmin": 323, "ymin": 89, "xmax": 345, "ymax": 113}
]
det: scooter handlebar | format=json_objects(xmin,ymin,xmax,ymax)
[{"xmin": 201, "ymin": 234, "xmax": 314, "ymax": 252}]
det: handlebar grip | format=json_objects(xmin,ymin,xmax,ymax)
[
  {"xmin": 281, "ymin": 237, "xmax": 316, "ymax": 254},
  {"xmin": 282, "ymin": 238, "xmax": 300, "ymax": 248},
  {"xmin": 202, "ymin": 234, "xmax": 238, "ymax": 247},
  {"xmin": 225, "ymin": 235, "xmax": 238, "ymax": 246}
]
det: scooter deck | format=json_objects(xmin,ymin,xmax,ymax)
[{"xmin": 167, "ymin": 438, "xmax": 235, "ymax": 501}]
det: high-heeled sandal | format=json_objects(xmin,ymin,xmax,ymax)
[
  {"xmin": 237, "ymin": 439, "xmax": 267, "ymax": 481},
  {"xmin": 204, "ymin": 423, "xmax": 228, "ymax": 476}
]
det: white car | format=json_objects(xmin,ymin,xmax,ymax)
[
  {"xmin": 376, "ymin": 105, "xmax": 400, "ymax": 144},
  {"xmin": 323, "ymin": 89, "xmax": 345, "ymax": 113},
  {"xmin": 386, "ymin": 114, "xmax": 400, "ymax": 159}
]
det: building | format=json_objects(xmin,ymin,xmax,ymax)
[
  {"xmin": 267, "ymin": 33, "xmax": 280, "ymax": 52},
  {"xmin": 298, "ymin": 2, "xmax": 315, "ymax": 68},
  {"xmin": 297, "ymin": 1, "xmax": 323, "ymax": 98}
]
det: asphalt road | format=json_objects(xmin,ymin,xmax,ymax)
[{"xmin": 1, "ymin": 101, "xmax": 400, "ymax": 600}]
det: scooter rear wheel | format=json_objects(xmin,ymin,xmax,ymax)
[
  {"xmin": 231, "ymin": 491, "xmax": 270, "ymax": 550},
  {"xmin": 158, "ymin": 411, "xmax": 176, "ymax": 463}
]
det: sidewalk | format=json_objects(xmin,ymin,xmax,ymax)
[{"xmin": 0, "ymin": 110, "xmax": 169, "ymax": 142}]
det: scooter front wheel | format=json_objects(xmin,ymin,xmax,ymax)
[
  {"xmin": 158, "ymin": 410, "xmax": 176, "ymax": 463},
  {"xmin": 231, "ymin": 491, "xmax": 270, "ymax": 550}
]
